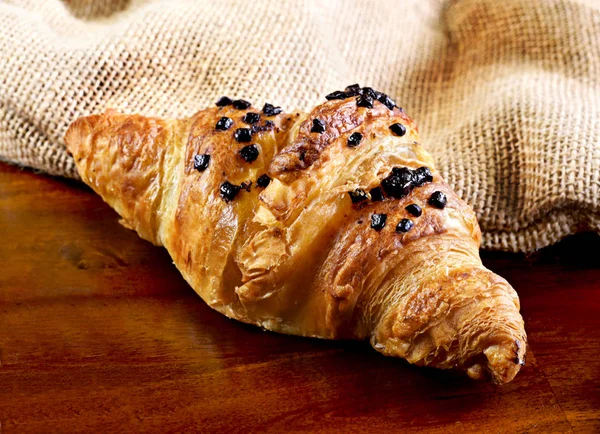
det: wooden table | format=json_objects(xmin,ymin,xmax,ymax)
[{"xmin": 0, "ymin": 162, "xmax": 598, "ymax": 433}]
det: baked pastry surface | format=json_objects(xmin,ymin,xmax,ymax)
[{"xmin": 65, "ymin": 86, "xmax": 526, "ymax": 383}]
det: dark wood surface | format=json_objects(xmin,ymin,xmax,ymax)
[{"xmin": 0, "ymin": 161, "xmax": 598, "ymax": 433}]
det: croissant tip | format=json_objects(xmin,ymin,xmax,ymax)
[
  {"xmin": 64, "ymin": 114, "xmax": 102, "ymax": 156},
  {"xmin": 469, "ymin": 338, "xmax": 526, "ymax": 384},
  {"xmin": 65, "ymin": 110, "xmax": 121, "ymax": 156}
]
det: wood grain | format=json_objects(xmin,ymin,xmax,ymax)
[{"xmin": 0, "ymin": 162, "xmax": 598, "ymax": 433}]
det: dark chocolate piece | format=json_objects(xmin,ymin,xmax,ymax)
[
  {"xmin": 369, "ymin": 187, "xmax": 384, "ymax": 201},
  {"xmin": 348, "ymin": 189, "xmax": 368, "ymax": 203},
  {"xmin": 325, "ymin": 90, "xmax": 348, "ymax": 100},
  {"xmin": 262, "ymin": 103, "xmax": 282, "ymax": 117},
  {"xmin": 347, "ymin": 132, "xmax": 363, "ymax": 148},
  {"xmin": 396, "ymin": 218, "xmax": 414, "ymax": 233},
  {"xmin": 356, "ymin": 94, "xmax": 374, "ymax": 108},
  {"xmin": 232, "ymin": 99, "xmax": 251, "ymax": 110},
  {"xmin": 242, "ymin": 112, "xmax": 261, "ymax": 124},
  {"xmin": 405, "ymin": 204, "xmax": 422, "ymax": 217},
  {"xmin": 234, "ymin": 128, "xmax": 252, "ymax": 142},
  {"xmin": 239, "ymin": 144, "xmax": 259, "ymax": 163},
  {"xmin": 193, "ymin": 154, "xmax": 210, "ymax": 172},
  {"xmin": 216, "ymin": 96, "xmax": 232, "ymax": 107},
  {"xmin": 345, "ymin": 84, "xmax": 361, "ymax": 96},
  {"xmin": 311, "ymin": 118, "xmax": 326, "ymax": 133},
  {"xmin": 389, "ymin": 123, "xmax": 407, "ymax": 136},
  {"xmin": 371, "ymin": 213, "xmax": 387, "ymax": 231},
  {"xmin": 220, "ymin": 181, "xmax": 241, "ymax": 202},
  {"xmin": 381, "ymin": 167, "xmax": 413, "ymax": 198},
  {"xmin": 413, "ymin": 167, "xmax": 433, "ymax": 186},
  {"xmin": 428, "ymin": 191, "xmax": 447, "ymax": 209},
  {"xmin": 215, "ymin": 117, "xmax": 233, "ymax": 131},
  {"xmin": 256, "ymin": 174, "xmax": 271, "ymax": 188}
]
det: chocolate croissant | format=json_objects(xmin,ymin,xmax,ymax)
[{"xmin": 65, "ymin": 85, "xmax": 526, "ymax": 384}]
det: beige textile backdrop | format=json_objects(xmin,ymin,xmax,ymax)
[{"xmin": 1, "ymin": 0, "xmax": 599, "ymax": 252}]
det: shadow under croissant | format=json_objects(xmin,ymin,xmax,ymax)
[{"xmin": 173, "ymin": 291, "xmax": 532, "ymax": 410}]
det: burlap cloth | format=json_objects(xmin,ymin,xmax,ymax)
[{"xmin": 1, "ymin": 0, "xmax": 599, "ymax": 252}]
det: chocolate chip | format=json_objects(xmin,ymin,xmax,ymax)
[
  {"xmin": 356, "ymin": 94, "xmax": 374, "ymax": 108},
  {"xmin": 216, "ymin": 96, "xmax": 232, "ymax": 107},
  {"xmin": 389, "ymin": 123, "xmax": 406, "ymax": 136},
  {"xmin": 378, "ymin": 94, "xmax": 396, "ymax": 110},
  {"xmin": 215, "ymin": 117, "xmax": 233, "ymax": 131},
  {"xmin": 241, "ymin": 181, "xmax": 253, "ymax": 192},
  {"xmin": 405, "ymin": 204, "xmax": 422, "ymax": 217},
  {"xmin": 239, "ymin": 144, "xmax": 259, "ymax": 163},
  {"xmin": 262, "ymin": 103, "xmax": 282, "ymax": 117},
  {"xmin": 251, "ymin": 120, "xmax": 276, "ymax": 134},
  {"xmin": 345, "ymin": 84, "xmax": 361, "ymax": 96},
  {"xmin": 256, "ymin": 174, "xmax": 271, "ymax": 188},
  {"xmin": 311, "ymin": 118, "xmax": 326, "ymax": 133},
  {"xmin": 413, "ymin": 167, "xmax": 433, "ymax": 186},
  {"xmin": 369, "ymin": 187, "xmax": 384, "ymax": 201},
  {"xmin": 371, "ymin": 213, "xmax": 387, "ymax": 231},
  {"xmin": 232, "ymin": 99, "xmax": 251, "ymax": 110},
  {"xmin": 381, "ymin": 167, "xmax": 413, "ymax": 198},
  {"xmin": 220, "ymin": 181, "xmax": 241, "ymax": 202},
  {"xmin": 392, "ymin": 167, "xmax": 414, "ymax": 182},
  {"xmin": 428, "ymin": 191, "xmax": 447, "ymax": 209},
  {"xmin": 193, "ymin": 154, "xmax": 210, "ymax": 172},
  {"xmin": 325, "ymin": 90, "xmax": 348, "ymax": 100},
  {"xmin": 348, "ymin": 189, "xmax": 368, "ymax": 203},
  {"xmin": 361, "ymin": 87, "xmax": 378, "ymax": 100},
  {"xmin": 234, "ymin": 128, "xmax": 252, "ymax": 142},
  {"xmin": 396, "ymin": 218, "xmax": 414, "ymax": 233},
  {"xmin": 347, "ymin": 132, "xmax": 363, "ymax": 148},
  {"xmin": 242, "ymin": 112, "xmax": 261, "ymax": 124}
]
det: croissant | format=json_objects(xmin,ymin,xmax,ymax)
[{"xmin": 65, "ymin": 85, "xmax": 526, "ymax": 384}]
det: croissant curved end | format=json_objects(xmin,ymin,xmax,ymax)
[
  {"xmin": 479, "ymin": 339, "xmax": 526, "ymax": 384},
  {"xmin": 372, "ymin": 266, "xmax": 527, "ymax": 384}
]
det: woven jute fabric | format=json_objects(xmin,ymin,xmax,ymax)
[{"xmin": 1, "ymin": 0, "xmax": 599, "ymax": 252}]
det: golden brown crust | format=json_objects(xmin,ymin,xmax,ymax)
[
  {"xmin": 65, "ymin": 94, "xmax": 526, "ymax": 383},
  {"xmin": 65, "ymin": 112, "xmax": 173, "ymax": 245},
  {"xmin": 270, "ymin": 99, "xmax": 416, "ymax": 178}
]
